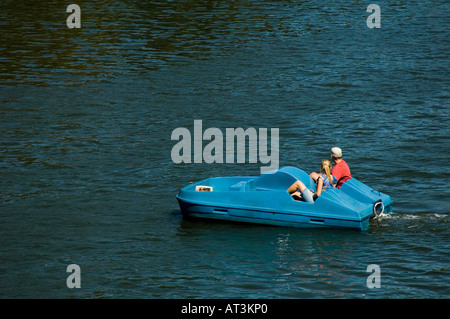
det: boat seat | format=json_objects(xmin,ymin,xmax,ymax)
[
  {"xmin": 229, "ymin": 179, "xmax": 256, "ymax": 191},
  {"xmin": 229, "ymin": 181, "xmax": 246, "ymax": 191},
  {"xmin": 254, "ymin": 167, "xmax": 316, "ymax": 192},
  {"xmin": 245, "ymin": 179, "xmax": 255, "ymax": 191}
]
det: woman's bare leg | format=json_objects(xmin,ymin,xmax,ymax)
[
  {"xmin": 287, "ymin": 180, "xmax": 307, "ymax": 194},
  {"xmin": 287, "ymin": 180, "xmax": 314, "ymax": 203}
]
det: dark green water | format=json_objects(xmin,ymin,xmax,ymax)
[{"xmin": 1, "ymin": 1, "xmax": 449, "ymax": 298}]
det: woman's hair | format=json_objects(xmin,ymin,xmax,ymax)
[{"xmin": 321, "ymin": 160, "xmax": 333, "ymax": 183}]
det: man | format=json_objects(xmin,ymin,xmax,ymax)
[
  {"xmin": 330, "ymin": 147, "xmax": 351, "ymax": 188},
  {"xmin": 309, "ymin": 147, "xmax": 352, "ymax": 189}
]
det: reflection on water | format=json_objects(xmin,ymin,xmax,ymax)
[
  {"xmin": 1, "ymin": 0, "xmax": 386, "ymax": 86},
  {"xmin": 272, "ymin": 231, "xmax": 363, "ymax": 297},
  {"xmin": 2, "ymin": 0, "xmax": 303, "ymax": 85}
]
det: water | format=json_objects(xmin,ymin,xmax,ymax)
[{"xmin": 0, "ymin": 1, "xmax": 449, "ymax": 299}]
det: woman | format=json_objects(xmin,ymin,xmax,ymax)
[
  {"xmin": 287, "ymin": 160, "xmax": 336, "ymax": 203},
  {"xmin": 314, "ymin": 160, "xmax": 337, "ymax": 196}
]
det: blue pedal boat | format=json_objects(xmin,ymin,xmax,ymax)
[{"xmin": 176, "ymin": 166, "xmax": 393, "ymax": 231}]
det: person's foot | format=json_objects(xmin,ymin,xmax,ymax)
[{"xmin": 292, "ymin": 191, "xmax": 302, "ymax": 201}]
